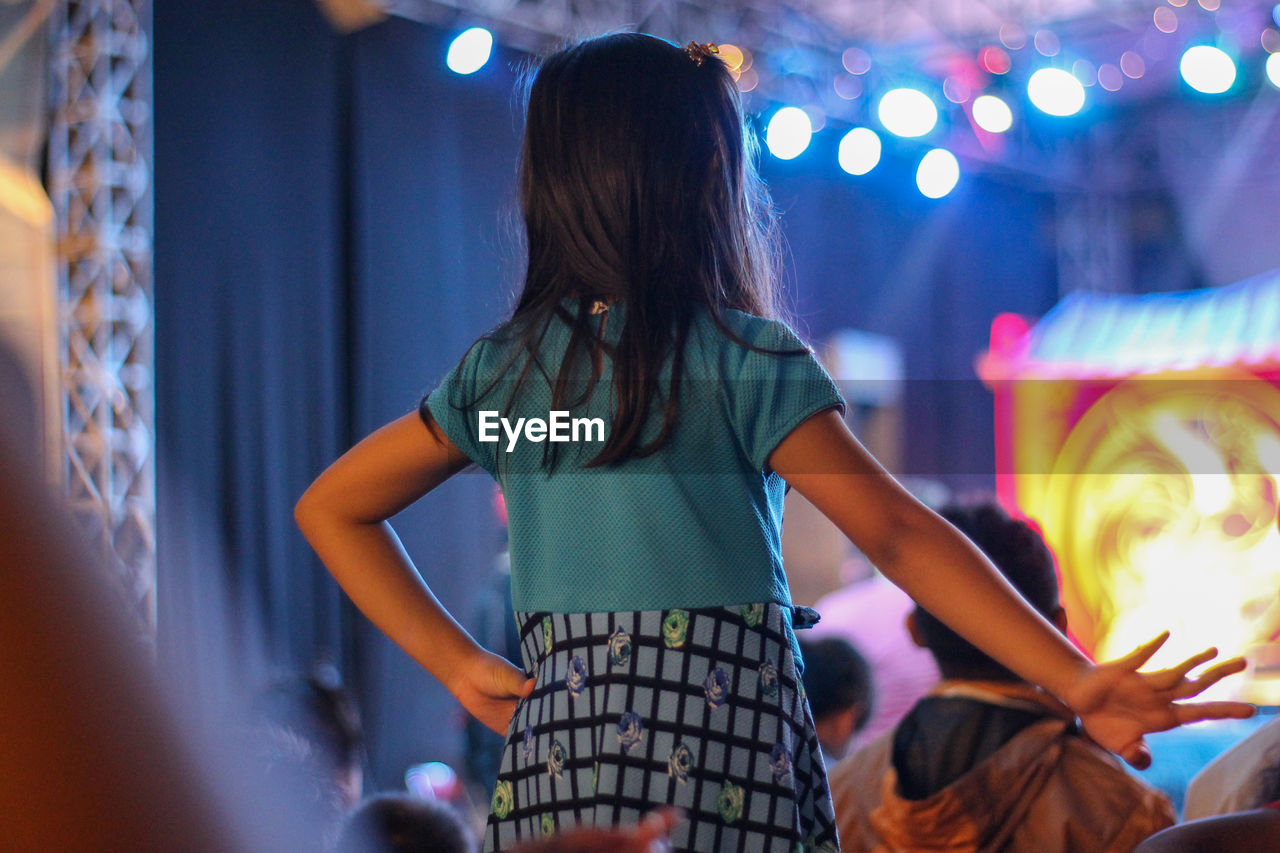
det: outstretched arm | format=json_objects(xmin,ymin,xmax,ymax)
[
  {"xmin": 295, "ymin": 412, "xmax": 533, "ymax": 735},
  {"xmin": 768, "ymin": 409, "xmax": 1252, "ymax": 768}
]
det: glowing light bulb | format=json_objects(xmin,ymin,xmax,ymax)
[
  {"xmin": 446, "ymin": 27, "xmax": 493, "ymax": 75},
  {"xmin": 1180, "ymin": 45, "xmax": 1237, "ymax": 94},
  {"xmin": 972, "ymin": 94, "xmax": 1013, "ymax": 133},
  {"xmin": 916, "ymin": 148, "xmax": 960, "ymax": 198},
  {"xmin": 837, "ymin": 127, "xmax": 882, "ymax": 175},
  {"xmin": 877, "ymin": 88, "xmax": 938, "ymax": 138},
  {"xmin": 765, "ymin": 107, "xmax": 812, "ymax": 160},
  {"xmin": 1027, "ymin": 67, "xmax": 1086, "ymax": 116}
]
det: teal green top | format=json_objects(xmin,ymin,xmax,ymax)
[{"xmin": 423, "ymin": 300, "xmax": 844, "ymax": 614}]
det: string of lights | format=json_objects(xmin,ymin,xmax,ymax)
[{"xmin": 378, "ymin": 0, "xmax": 1280, "ymax": 197}]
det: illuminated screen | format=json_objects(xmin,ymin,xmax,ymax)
[
  {"xmin": 985, "ymin": 281, "xmax": 1280, "ymax": 704},
  {"xmin": 1022, "ymin": 375, "xmax": 1280, "ymax": 704},
  {"xmin": 992, "ymin": 371, "xmax": 1280, "ymax": 704}
]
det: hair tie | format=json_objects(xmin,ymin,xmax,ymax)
[{"xmin": 685, "ymin": 42, "xmax": 720, "ymax": 67}]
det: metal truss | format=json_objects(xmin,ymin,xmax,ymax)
[{"xmin": 47, "ymin": 0, "xmax": 155, "ymax": 636}]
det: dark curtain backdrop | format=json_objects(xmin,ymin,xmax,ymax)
[
  {"xmin": 345, "ymin": 17, "xmax": 525, "ymax": 789},
  {"xmin": 154, "ymin": 0, "xmax": 352, "ymax": 725},
  {"xmin": 155, "ymin": 1, "xmax": 1056, "ymax": 790}
]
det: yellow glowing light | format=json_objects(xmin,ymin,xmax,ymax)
[
  {"xmin": 718, "ymin": 43, "xmax": 745, "ymax": 71},
  {"xmin": 1036, "ymin": 375, "xmax": 1280, "ymax": 705}
]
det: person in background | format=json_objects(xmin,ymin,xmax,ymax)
[
  {"xmin": 797, "ymin": 636, "xmax": 874, "ymax": 761},
  {"xmin": 1183, "ymin": 713, "xmax": 1280, "ymax": 820},
  {"xmin": 334, "ymin": 793, "xmax": 476, "ymax": 853},
  {"xmin": 1134, "ymin": 753, "xmax": 1280, "ymax": 853},
  {"xmin": 809, "ymin": 564, "xmax": 940, "ymax": 747},
  {"xmin": 251, "ymin": 665, "xmax": 366, "ymax": 839},
  {"xmin": 828, "ymin": 500, "xmax": 1180, "ymax": 853}
]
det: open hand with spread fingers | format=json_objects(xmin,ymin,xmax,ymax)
[{"xmin": 1060, "ymin": 631, "xmax": 1254, "ymax": 769}]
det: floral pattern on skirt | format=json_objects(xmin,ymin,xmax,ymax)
[{"xmin": 483, "ymin": 603, "xmax": 840, "ymax": 852}]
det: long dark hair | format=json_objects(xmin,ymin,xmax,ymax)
[{"xmin": 489, "ymin": 33, "xmax": 786, "ymax": 467}]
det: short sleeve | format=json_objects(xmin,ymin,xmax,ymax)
[
  {"xmin": 723, "ymin": 316, "xmax": 845, "ymax": 472},
  {"xmin": 420, "ymin": 339, "xmax": 500, "ymax": 479}
]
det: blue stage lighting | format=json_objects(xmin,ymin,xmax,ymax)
[
  {"xmin": 447, "ymin": 27, "xmax": 493, "ymax": 75},
  {"xmin": 837, "ymin": 127, "xmax": 882, "ymax": 175},
  {"xmin": 877, "ymin": 88, "xmax": 938, "ymax": 138},
  {"xmin": 1027, "ymin": 68, "xmax": 1086, "ymax": 116},
  {"xmin": 1180, "ymin": 45, "xmax": 1237, "ymax": 94},
  {"xmin": 971, "ymin": 94, "xmax": 1013, "ymax": 133},
  {"xmin": 765, "ymin": 107, "xmax": 813, "ymax": 160},
  {"xmin": 916, "ymin": 148, "xmax": 960, "ymax": 199}
]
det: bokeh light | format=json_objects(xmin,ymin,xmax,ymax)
[
  {"xmin": 980, "ymin": 46, "xmax": 1012, "ymax": 75},
  {"xmin": 717, "ymin": 43, "xmax": 745, "ymax": 71},
  {"xmin": 877, "ymin": 88, "xmax": 939, "ymax": 138},
  {"xmin": 1120, "ymin": 51, "xmax": 1146, "ymax": 79},
  {"xmin": 916, "ymin": 148, "xmax": 960, "ymax": 198},
  {"xmin": 1154, "ymin": 6, "xmax": 1178, "ymax": 33},
  {"xmin": 1073, "ymin": 58, "xmax": 1098, "ymax": 86},
  {"xmin": 943, "ymin": 76, "xmax": 970, "ymax": 104},
  {"xmin": 765, "ymin": 107, "xmax": 813, "ymax": 160},
  {"xmin": 406, "ymin": 761, "xmax": 461, "ymax": 800},
  {"xmin": 834, "ymin": 73, "xmax": 864, "ymax": 100},
  {"xmin": 1180, "ymin": 45, "xmax": 1237, "ymax": 94},
  {"xmin": 804, "ymin": 106, "xmax": 827, "ymax": 134},
  {"xmin": 1000, "ymin": 23, "xmax": 1027, "ymax": 50},
  {"xmin": 446, "ymin": 27, "xmax": 493, "ymax": 75},
  {"xmin": 842, "ymin": 47, "xmax": 872, "ymax": 75},
  {"xmin": 837, "ymin": 127, "xmax": 882, "ymax": 176},
  {"xmin": 1098, "ymin": 63, "xmax": 1124, "ymax": 91},
  {"xmin": 1268, "ymin": 52, "xmax": 1280, "ymax": 88},
  {"xmin": 1034, "ymin": 30, "xmax": 1061, "ymax": 57},
  {"xmin": 1027, "ymin": 67, "xmax": 1086, "ymax": 116},
  {"xmin": 972, "ymin": 94, "xmax": 1014, "ymax": 133}
]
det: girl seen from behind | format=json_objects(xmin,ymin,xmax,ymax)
[{"xmin": 296, "ymin": 33, "xmax": 1253, "ymax": 852}]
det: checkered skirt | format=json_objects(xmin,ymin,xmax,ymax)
[{"xmin": 482, "ymin": 603, "xmax": 840, "ymax": 852}]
